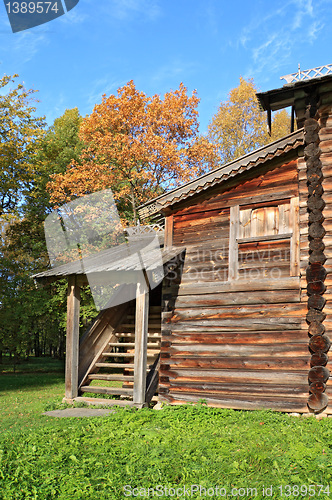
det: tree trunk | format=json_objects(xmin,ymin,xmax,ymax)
[{"xmin": 130, "ymin": 187, "xmax": 137, "ymax": 224}]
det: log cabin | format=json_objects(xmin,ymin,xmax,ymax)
[{"xmin": 34, "ymin": 65, "xmax": 332, "ymax": 414}]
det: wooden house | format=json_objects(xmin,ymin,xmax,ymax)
[{"xmin": 34, "ymin": 65, "xmax": 332, "ymax": 414}]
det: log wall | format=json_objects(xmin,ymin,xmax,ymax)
[
  {"xmin": 318, "ymin": 84, "xmax": 332, "ymax": 413},
  {"xmin": 160, "ymin": 160, "xmax": 312, "ymax": 412}
]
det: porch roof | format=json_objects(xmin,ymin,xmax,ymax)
[{"xmin": 32, "ymin": 240, "xmax": 185, "ymax": 283}]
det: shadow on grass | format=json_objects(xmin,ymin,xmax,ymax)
[
  {"xmin": 1, "ymin": 356, "xmax": 65, "ymax": 375},
  {"xmin": 1, "ymin": 372, "xmax": 65, "ymax": 393}
]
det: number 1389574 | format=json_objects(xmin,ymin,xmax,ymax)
[
  {"xmin": 278, "ymin": 485, "xmax": 330, "ymax": 496},
  {"xmin": 5, "ymin": 2, "xmax": 60, "ymax": 14}
]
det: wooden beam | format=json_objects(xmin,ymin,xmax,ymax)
[
  {"xmin": 290, "ymin": 197, "xmax": 300, "ymax": 276},
  {"xmin": 228, "ymin": 205, "xmax": 239, "ymax": 280},
  {"xmin": 164, "ymin": 215, "xmax": 174, "ymax": 248},
  {"xmin": 65, "ymin": 275, "xmax": 80, "ymax": 400},
  {"xmin": 133, "ymin": 273, "xmax": 149, "ymax": 406},
  {"xmin": 237, "ymin": 232, "xmax": 292, "ymax": 244},
  {"xmin": 267, "ymin": 107, "xmax": 272, "ymax": 135},
  {"xmin": 291, "ymin": 105, "xmax": 295, "ymax": 133}
]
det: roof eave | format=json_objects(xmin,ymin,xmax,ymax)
[
  {"xmin": 138, "ymin": 129, "xmax": 304, "ymax": 219},
  {"xmin": 256, "ymin": 73, "xmax": 332, "ymax": 112}
]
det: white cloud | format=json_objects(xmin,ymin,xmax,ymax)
[
  {"xmin": 101, "ymin": 0, "xmax": 162, "ymax": 22},
  {"xmin": 86, "ymin": 77, "xmax": 126, "ymax": 109},
  {"xmin": 308, "ymin": 20, "xmax": 325, "ymax": 43},
  {"xmin": 4, "ymin": 29, "xmax": 48, "ymax": 64},
  {"xmin": 237, "ymin": 0, "xmax": 330, "ymax": 83},
  {"xmin": 152, "ymin": 59, "xmax": 199, "ymax": 86},
  {"xmin": 59, "ymin": 8, "xmax": 87, "ymax": 24}
]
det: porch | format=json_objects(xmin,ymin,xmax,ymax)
[{"xmin": 33, "ymin": 229, "xmax": 184, "ymax": 408}]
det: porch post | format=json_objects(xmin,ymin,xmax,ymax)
[
  {"xmin": 65, "ymin": 275, "xmax": 80, "ymax": 400},
  {"xmin": 133, "ymin": 273, "xmax": 149, "ymax": 406}
]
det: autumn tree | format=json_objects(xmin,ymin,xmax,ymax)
[
  {"xmin": 208, "ymin": 77, "xmax": 291, "ymax": 164},
  {"xmin": 48, "ymin": 81, "xmax": 218, "ymax": 222},
  {"xmin": 0, "ymin": 108, "xmax": 95, "ymax": 362},
  {"xmin": 0, "ymin": 74, "xmax": 45, "ymax": 218}
]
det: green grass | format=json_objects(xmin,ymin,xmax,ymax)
[
  {"xmin": 1, "ymin": 355, "xmax": 65, "ymax": 374},
  {"xmin": 1, "ymin": 358, "xmax": 332, "ymax": 499}
]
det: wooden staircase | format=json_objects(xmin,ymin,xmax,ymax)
[{"xmin": 76, "ymin": 303, "xmax": 161, "ymax": 407}]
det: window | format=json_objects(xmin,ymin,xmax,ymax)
[{"xmin": 228, "ymin": 198, "xmax": 299, "ymax": 281}]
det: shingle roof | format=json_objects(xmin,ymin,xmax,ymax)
[{"xmin": 138, "ymin": 129, "xmax": 304, "ymax": 219}]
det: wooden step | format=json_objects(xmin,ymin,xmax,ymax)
[
  {"xmin": 120, "ymin": 323, "xmax": 161, "ymax": 329},
  {"xmin": 87, "ymin": 374, "xmax": 135, "ymax": 382},
  {"xmin": 108, "ymin": 342, "xmax": 159, "ymax": 348},
  {"xmin": 102, "ymin": 352, "xmax": 159, "ymax": 359},
  {"xmin": 81, "ymin": 386, "xmax": 134, "ymax": 396},
  {"xmin": 149, "ymin": 306, "xmax": 162, "ymax": 313},
  {"xmin": 95, "ymin": 362, "xmax": 154, "ymax": 369},
  {"xmin": 108, "ymin": 342, "xmax": 135, "ymax": 347},
  {"xmin": 125, "ymin": 306, "xmax": 161, "ymax": 314},
  {"xmin": 95, "ymin": 362, "xmax": 135, "ymax": 369},
  {"xmin": 102, "ymin": 352, "xmax": 135, "ymax": 357},
  {"xmin": 115, "ymin": 332, "xmax": 161, "ymax": 339},
  {"xmin": 73, "ymin": 396, "xmax": 137, "ymax": 408}
]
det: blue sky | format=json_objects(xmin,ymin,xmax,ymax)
[{"xmin": 1, "ymin": 0, "xmax": 332, "ymax": 134}]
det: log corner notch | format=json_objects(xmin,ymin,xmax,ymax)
[{"xmin": 305, "ymin": 91, "xmax": 330, "ymax": 413}]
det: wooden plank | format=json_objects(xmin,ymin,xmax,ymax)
[
  {"xmin": 161, "ymin": 369, "xmax": 307, "ymax": 385},
  {"xmin": 87, "ymin": 374, "xmax": 135, "ymax": 382},
  {"xmin": 164, "ymin": 215, "xmax": 173, "ymax": 248},
  {"xmin": 173, "ymin": 228, "xmax": 229, "ymax": 244},
  {"xmin": 165, "ymin": 356, "xmax": 309, "ymax": 371},
  {"xmin": 172, "ymin": 161, "xmax": 298, "ymax": 216},
  {"xmin": 237, "ymin": 233, "xmax": 291, "ymax": 244},
  {"xmin": 133, "ymin": 276, "xmax": 149, "ymax": 405},
  {"xmin": 169, "ymin": 303, "xmax": 306, "ymax": 321},
  {"xmin": 78, "ymin": 285, "xmax": 135, "ymax": 388},
  {"xmin": 81, "ymin": 386, "xmax": 133, "ymax": 395},
  {"xmin": 167, "ymin": 382, "xmax": 308, "ymax": 397},
  {"xmin": 228, "ymin": 205, "xmax": 239, "ymax": 280},
  {"xmin": 290, "ymin": 197, "xmax": 300, "ymax": 276},
  {"xmin": 145, "ymin": 354, "xmax": 160, "ymax": 404},
  {"xmin": 239, "ymin": 207, "xmax": 251, "ymax": 238},
  {"xmin": 167, "ymin": 319, "xmax": 301, "ymax": 331},
  {"xmin": 73, "ymin": 396, "xmax": 135, "ymax": 408},
  {"xmin": 95, "ymin": 362, "xmax": 135, "ymax": 368},
  {"xmin": 174, "ymin": 289, "xmax": 300, "ymax": 307},
  {"xmin": 65, "ymin": 275, "xmax": 80, "ymax": 400},
  {"xmin": 174, "ymin": 211, "xmax": 229, "ymax": 227},
  {"xmin": 102, "ymin": 352, "xmax": 135, "ymax": 357},
  {"xmin": 167, "ymin": 343, "xmax": 309, "ymax": 357},
  {"xmin": 166, "ymin": 276, "xmax": 301, "ymax": 295},
  {"xmin": 161, "ymin": 393, "xmax": 308, "ymax": 412},
  {"xmin": 162, "ymin": 330, "xmax": 308, "ymax": 344}
]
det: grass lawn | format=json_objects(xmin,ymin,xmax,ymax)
[{"xmin": 1, "ymin": 358, "xmax": 332, "ymax": 499}]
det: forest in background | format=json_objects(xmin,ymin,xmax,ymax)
[{"xmin": 0, "ymin": 74, "xmax": 290, "ymax": 365}]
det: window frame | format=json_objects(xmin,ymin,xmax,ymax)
[{"xmin": 228, "ymin": 197, "xmax": 299, "ymax": 281}]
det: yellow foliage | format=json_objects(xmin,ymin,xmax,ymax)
[
  {"xmin": 208, "ymin": 77, "xmax": 291, "ymax": 164},
  {"xmin": 48, "ymin": 81, "xmax": 218, "ymax": 222}
]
